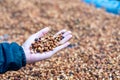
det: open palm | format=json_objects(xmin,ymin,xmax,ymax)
[{"xmin": 22, "ymin": 27, "xmax": 72, "ymax": 63}]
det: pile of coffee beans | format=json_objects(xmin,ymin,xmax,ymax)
[{"xmin": 30, "ymin": 33, "xmax": 64, "ymax": 53}]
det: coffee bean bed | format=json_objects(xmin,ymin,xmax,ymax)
[{"xmin": 0, "ymin": 0, "xmax": 120, "ymax": 80}]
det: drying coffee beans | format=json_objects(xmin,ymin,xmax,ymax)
[
  {"xmin": 0, "ymin": 0, "xmax": 120, "ymax": 79},
  {"xmin": 30, "ymin": 33, "xmax": 64, "ymax": 53}
]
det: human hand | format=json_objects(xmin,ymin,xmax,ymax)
[{"xmin": 22, "ymin": 27, "xmax": 72, "ymax": 63}]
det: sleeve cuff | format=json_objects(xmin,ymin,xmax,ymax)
[{"xmin": 19, "ymin": 45, "xmax": 26, "ymax": 67}]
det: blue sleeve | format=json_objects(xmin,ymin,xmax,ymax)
[{"xmin": 0, "ymin": 42, "xmax": 26, "ymax": 74}]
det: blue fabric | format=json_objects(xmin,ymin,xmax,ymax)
[
  {"xmin": 0, "ymin": 42, "xmax": 26, "ymax": 74},
  {"xmin": 83, "ymin": 0, "xmax": 120, "ymax": 14}
]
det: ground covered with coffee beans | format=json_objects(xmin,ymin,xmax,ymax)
[{"xmin": 0, "ymin": 0, "xmax": 120, "ymax": 80}]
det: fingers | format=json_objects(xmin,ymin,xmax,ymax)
[
  {"xmin": 35, "ymin": 27, "xmax": 50, "ymax": 38},
  {"xmin": 63, "ymin": 31, "xmax": 71, "ymax": 37},
  {"xmin": 53, "ymin": 29, "xmax": 66, "ymax": 38},
  {"xmin": 59, "ymin": 35, "xmax": 72, "ymax": 44},
  {"xmin": 54, "ymin": 29, "xmax": 72, "ymax": 44},
  {"xmin": 52, "ymin": 42, "xmax": 70, "ymax": 53}
]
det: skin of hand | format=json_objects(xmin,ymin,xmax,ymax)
[{"xmin": 22, "ymin": 27, "xmax": 72, "ymax": 64}]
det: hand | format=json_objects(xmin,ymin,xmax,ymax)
[{"xmin": 22, "ymin": 27, "xmax": 72, "ymax": 63}]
